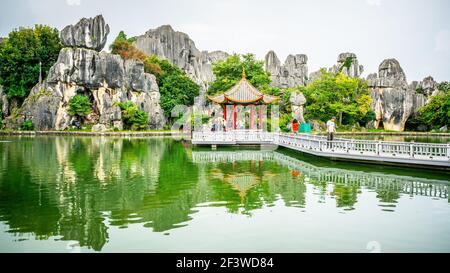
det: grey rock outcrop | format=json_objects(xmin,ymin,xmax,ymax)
[
  {"xmin": 265, "ymin": 51, "xmax": 308, "ymax": 88},
  {"xmin": 328, "ymin": 53, "xmax": 364, "ymax": 78},
  {"xmin": 289, "ymin": 92, "xmax": 307, "ymax": 123},
  {"xmin": 134, "ymin": 25, "xmax": 229, "ymax": 97},
  {"xmin": 92, "ymin": 124, "xmax": 107, "ymax": 132},
  {"xmin": 368, "ymin": 59, "xmax": 426, "ymax": 131},
  {"xmin": 308, "ymin": 69, "xmax": 326, "ymax": 84},
  {"xmin": 9, "ymin": 15, "xmax": 164, "ymax": 131},
  {"xmin": 60, "ymin": 15, "xmax": 110, "ymax": 51},
  {"xmin": 415, "ymin": 76, "xmax": 439, "ymax": 97},
  {"xmin": 0, "ymin": 86, "xmax": 9, "ymax": 118}
]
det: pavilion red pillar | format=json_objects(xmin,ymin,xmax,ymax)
[
  {"xmin": 233, "ymin": 105, "xmax": 237, "ymax": 130},
  {"xmin": 259, "ymin": 105, "xmax": 263, "ymax": 130},
  {"xmin": 223, "ymin": 105, "xmax": 227, "ymax": 132},
  {"xmin": 250, "ymin": 105, "xmax": 255, "ymax": 130}
]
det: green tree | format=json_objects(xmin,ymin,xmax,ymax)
[
  {"xmin": 437, "ymin": 81, "xmax": 450, "ymax": 93},
  {"xmin": 208, "ymin": 54, "xmax": 272, "ymax": 95},
  {"xmin": 0, "ymin": 25, "xmax": 62, "ymax": 101},
  {"xmin": 419, "ymin": 90, "xmax": 450, "ymax": 130},
  {"xmin": 68, "ymin": 95, "xmax": 93, "ymax": 118},
  {"xmin": 117, "ymin": 101, "xmax": 149, "ymax": 130},
  {"xmin": 302, "ymin": 69, "xmax": 372, "ymax": 125},
  {"xmin": 147, "ymin": 55, "xmax": 199, "ymax": 118}
]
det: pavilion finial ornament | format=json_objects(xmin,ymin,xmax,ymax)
[{"xmin": 242, "ymin": 67, "xmax": 246, "ymax": 80}]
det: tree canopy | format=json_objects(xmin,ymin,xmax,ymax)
[
  {"xmin": 418, "ymin": 82, "xmax": 450, "ymax": 129},
  {"xmin": 0, "ymin": 25, "xmax": 62, "ymax": 100},
  {"xmin": 301, "ymin": 69, "xmax": 374, "ymax": 126},
  {"xmin": 208, "ymin": 54, "xmax": 275, "ymax": 95}
]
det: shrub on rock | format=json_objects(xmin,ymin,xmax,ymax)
[
  {"xmin": 68, "ymin": 95, "xmax": 92, "ymax": 118},
  {"xmin": 117, "ymin": 101, "xmax": 148, "ymax": 131},
  {"xmin": 21, "ymin": 120, "xmax": 34, "ymax": 131}
]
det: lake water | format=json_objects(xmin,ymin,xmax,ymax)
[{"xmin": 0, "ymin": 136, "xmax": 449, "ymax": 253}]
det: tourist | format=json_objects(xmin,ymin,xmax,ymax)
[
  {"xmin": 326, "ymin": 117, "xmax": 336, "ymax": 142},
  {"xmin": 292, "ymin": 119, "xmax": 299, "ymax": 134},
  {"xmin": 70, "ymin": 117, "xmax": 81, "ymax": 130}
]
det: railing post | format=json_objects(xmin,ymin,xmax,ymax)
[
  {"xmin": 447, "ymin": 143, "xmax": 450, "ymax": 159},
  {"xmin": 410, "ymin": 141, "xmax": 415, "ymax": 158},
  {"xmin": 376, "ymin": 141, "xmax": 381, "ymax": 156}
]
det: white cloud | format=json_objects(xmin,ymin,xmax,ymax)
[
  {"xmin": 435, "ymin": 30, "xmax": 450, "ymax": 52},
  {"xmin": 366, "ymin": 0, "xmax": 382, "ymax": 6},
  {"xmin": 66, "ymin": 0, "xmax": 81, "ymax": 6}
]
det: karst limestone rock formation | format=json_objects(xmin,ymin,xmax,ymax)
[
  {"xmin": 8, "ymin": 15, "xmax": 164, "ymax": 131},
  {"xmin": 328, "ymin": 52, "xmax": 364, "ymax": 78},
  {"xmin": 265, "ymin": 51, "xmax": 308, "ymax": 88},
  {"xmin": 368, "ymin": 59, "xmax": 427, "ymax": 131},
  {"xmin": 289, "ymin": 92, "xmax": 307, "ymax": 123},
  {"xmin": 60, "ymin": 15, "xmax": 110, "ymax": 51},
  {"xmin": 134, "ymin": 25, "xmax": 229, "ymax": 103}
]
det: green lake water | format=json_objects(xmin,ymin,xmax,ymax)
[{"xmin": 0, "ymin": 136, "xmax": 449, "ymax": 253}]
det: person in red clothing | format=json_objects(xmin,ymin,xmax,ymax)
[{"xmin": 292, "ymin": 119, "xmax": 299, "ymax": 134}]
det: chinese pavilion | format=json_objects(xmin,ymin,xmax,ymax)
[{"xmin": 207, "ymin": 69, "xmax": 278, "ymax": 130}]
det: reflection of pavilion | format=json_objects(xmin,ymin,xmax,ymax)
[
  {"xmin": 211, "ymin": 169, "xmax": 262, "ymax": 203},
  {"xmin": 208, "ymin": 69, "xmax": 278, "ymax": 131}
]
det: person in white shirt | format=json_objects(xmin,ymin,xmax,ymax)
[{"xmin": 326, "ymin": 117, "xmax": 336, "ymax": 141}]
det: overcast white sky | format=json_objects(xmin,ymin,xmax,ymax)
[{"xmin": 1, "ymin": 0, "xmax": 449, "ymax": 82}]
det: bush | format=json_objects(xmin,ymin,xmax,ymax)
[
  {"xmin": 117, "ymin": 101, "xmax": 148, "ymax": 131},
  {"xmin": 279, "ymin": 113, "xmax": 293, "ymax": 132},
  {"xmin": 21, "ymin": 120, "xmax": 34, "ymax": 131},
  {"xmin": 418, "ymin": 91, "xmax": 450, "ymax": 129},
  {"xmin": 68, "ymin": 95, "xmax": 92, "ymax": 117}
]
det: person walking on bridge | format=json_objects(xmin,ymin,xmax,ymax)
[
  {"xmin": 292, "ymin": 119, "xmax": 299, "ymax": 134},
  {"xmin": 326, "ymin": 117, "xmax": 337, "ymax": 147}
]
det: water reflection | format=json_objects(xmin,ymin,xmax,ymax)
[{"xmin": 0, "ymin": 137, "xmax": 448, "ymax": 251}]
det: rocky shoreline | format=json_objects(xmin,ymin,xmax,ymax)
[
  {"xmin": 0, "ymin": 130, "xmax": 188, "ymax": 137},
  {"xmin": 1, "ymin": 130, "xmax": 448, "ymax": 138}
]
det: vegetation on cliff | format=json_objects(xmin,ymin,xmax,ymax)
[
  {"xmin": 111, "ymin": 31, "xmax": 199, "ymax": 120},
  {"xmin": 117, "ymin": 101, "xmax": 149, "ymax": 131},
  {"xmin": 418, "ymin": 82, "xmax": 450, "ymax": 130},
  {"xmin": 68, "ymin": 95, "xmax": 93, "ymax": 119}
]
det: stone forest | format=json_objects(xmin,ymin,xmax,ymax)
[
  {"xmin": 0, "ymin": 10, "xmax": 449, "ymax": 255},
  {"xmin": 0, "ymin": 15, "xmax": 448, "ymax": 133}
]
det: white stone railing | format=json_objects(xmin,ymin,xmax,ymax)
[
  {"xmin": 276, "ymin": 133, "xmax": 450, "ymax": 161},
  {"xmin": 191, "ymin": 131, "xmax": 450, "ymax": 167},
  {"xmin": 192, "ymin": 130, "xmax": 274, "ymax": 144}
]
